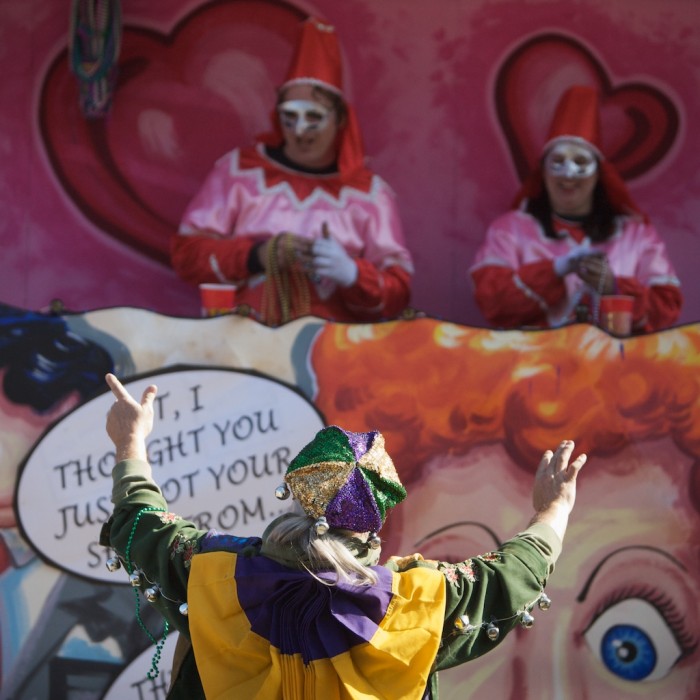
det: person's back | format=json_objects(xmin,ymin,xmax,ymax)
[{"xmin": 102, "ymin": 377, "xmax": 585, "ymax": 698}]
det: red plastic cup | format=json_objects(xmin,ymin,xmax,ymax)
[
  {"xmin": 598, "ymin": 295, "xmax": 634, "ymax": 336},
  {"xmin": 199, "ymin": 283, "xmax": 237, "ymax": 317}
]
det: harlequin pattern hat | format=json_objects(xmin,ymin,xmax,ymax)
[{"xmin": 280, "ymin": 426, "xmax": 406, "ymax": 533}]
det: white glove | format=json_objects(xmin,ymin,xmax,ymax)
[
  {"xmin": 553, "ymin": 239, "xmax": 595, "ymax": 277},
  {"xmin": 312, "ymin": 236, "xmax": 358, "ymax": 288}
]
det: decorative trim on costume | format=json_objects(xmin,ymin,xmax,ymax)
[
  {"xmin": 283, "ymin": 76, "xmax": 343, "ymax": 96},
  {"xmin": 208, "ymin": 253, "xmax": 229, "ymax": 283},
  {"xmin": 647, "ymin": 274, "xmax": 681, "ymax": 287},
  {"xmin": 513, "ymin": 273, "xmax": 549, "ymax": 311},
  {"xmin": 443, "ymin": 551, "xmax": 553, "ymax": 643},
  {"xmin": 227, "ymin": 146, "xmax": 389, "ymax": 209},
  {"xmin": 170, "ymin": 532, "xmax": 199, "ymax": 569},
  {"xmin": 104, "ymin": 508, "xmax": 198, "ymax": 679},
  {"xmin": 439, "ymin": 559, "xmax": 478, "ymax": 584}
]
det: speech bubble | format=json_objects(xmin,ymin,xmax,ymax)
[
  {"xmin": 15, "ymin": 367, "xmax": 324, "ymax": 583},
  {"xmin": 102, "ymin": 634, "xmax": 179, "ymax": 700}
]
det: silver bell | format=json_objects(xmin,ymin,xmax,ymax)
[
  {"xmin": 486, "ymin": 622, "xmax": 500, "ymax": 641},
  {"xmin": 538, "ymin": 593, "xmax": 552, "ymax": 611},
  {"xmin": 105, "ymin": 557, "xmax": 121, "ymax": 572},
  {"xmin": 314, "ymin": 516, "xmax": 329, "ymax": 536},
  {"xmin": 275, "ymin": 483, "xmax": 291, "ymax": 500},
  {"xmin": 129, "ymin": 570, "xmax": 143, "ymax": 587},
  {"xmin": 179, "ymin": 602, "xmax": 189, "ymax": 616},
  {"xmin": 454, "ymin": 614, "xmax": 473, "ymax": 634},
  {"xmin": 145, "ymin": 585, "xmax": 161, "ymax": 603},
  {"xmin": 520, "ymin": 611, "xmax": 535, "ymax": 628}
]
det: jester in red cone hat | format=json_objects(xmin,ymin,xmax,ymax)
[
  {"xmin": 172, "ymin": 16, "xmax": 413, "ymax": 326},
  {"xmin": 470, "ymin": 85, "xmax": 682, "ymax": 332}
]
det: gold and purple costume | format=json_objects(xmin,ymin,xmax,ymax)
[{"xmin": 102, "ymin": 457, "xmax": 559, "ymax": 699}]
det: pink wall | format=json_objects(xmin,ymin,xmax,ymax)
[{"xmin": 1, "ymin": 0, "xmax": 698, "ymax": 326}]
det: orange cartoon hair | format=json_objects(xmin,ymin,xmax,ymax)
[{"xmin": 310, "ymin": 320, "xmax": 700, "ymax": 514}]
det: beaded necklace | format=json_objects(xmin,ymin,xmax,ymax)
[
  {"xmin": 591, "ymin": 258, "xmax": 609, "ymax": 326},
  {"xmin": 69, "ymin": 0, "xmax": 122, "ymax": 117},
  {"xmin": 125, "ymin": 506, "xmax": 170, "ymax": 680},
  {"xmin": 261, "ymin": 233, "xmax": 311, "ymax": 325},
  {"xmin": 552, "ymin": 214, "xmax": 609, "ymax": 325}
]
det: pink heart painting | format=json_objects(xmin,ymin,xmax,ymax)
[
  {"xmin": 494, "ymin": 32, "xmax": 680, "ymax": 181},
  {"xmin": 39, "ymin": 0, "xmax": 304, "ymax": 264}
]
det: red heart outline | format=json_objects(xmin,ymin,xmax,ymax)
[
  {"xmin": 494, "ymin": 32, "xmax": 680, "ymax": 182},
  {"xmin": 39, "ymin": 0, "xmax": 304, "ymax": 264}
]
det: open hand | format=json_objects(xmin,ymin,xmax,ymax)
[
  {"xmin": 532, "ymin": 440, "xmax": 586, "ymax": 513},
  {"xmin": 553, "ymin": 240, "xmax": 594, "ymax": 277},
  {"xmin": 311, "ymin": 223, "xmax": 358, "ymax": 287}
]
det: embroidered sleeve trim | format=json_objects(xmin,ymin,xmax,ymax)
[{"xmin": 437, "ymin": 559, "xmax": 479, "ymax": 584}]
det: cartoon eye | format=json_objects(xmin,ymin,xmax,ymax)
[{"xmin": 583, "ymin": 598, "xmax": 682, "ymax": 681}]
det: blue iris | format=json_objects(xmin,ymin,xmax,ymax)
[{"xmin": 600, "ymin": 625, "xmax": 657, "ymax": 680}]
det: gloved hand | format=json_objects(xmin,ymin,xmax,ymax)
[
  {"xmin": 311, "ymin": 226, "xmax": 358, "ymax": 287},
  {"xmin": 553, "ymin": 239, "xmax": 597, "ymax": 277}
]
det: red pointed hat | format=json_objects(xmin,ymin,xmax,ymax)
[
  {"xmin": 542, "ymin": 85, "xmax": 603, "ymax": 158},
  {"xmin": 513, "ymin": 85, "xmax": 644, "ymax": 218},
  {"xmin": 259, "ymin": 16, "xmax": 369, "ymax": 180},
  {"xmin": 283, "ymin": 17, "xmax": 343, "ymax": 95}
]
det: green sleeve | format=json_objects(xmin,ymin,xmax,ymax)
[
  {"xmin": 99, "ymin": 459, "xmax": 209, "ymax": 640},
  {"xmin": 434, "ymin": 523, "xmax": 560, "ymax": 671}
]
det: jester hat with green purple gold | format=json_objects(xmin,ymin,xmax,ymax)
[{"xmin": 279, "ymin": 425, "xmax": 406, "ymax": 533}]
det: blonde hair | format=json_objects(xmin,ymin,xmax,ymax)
[{"xmin": 265, "ymin": 513, "xmax": 379, "ymax": 587}]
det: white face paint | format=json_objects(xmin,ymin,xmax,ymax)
[
  {"xmin": 277, "ymin": 100, "xmax": 331, "ymax": 136},
  {"xmin": 545, "ymin": 142, "xmax": 598, "ymax": 179}
]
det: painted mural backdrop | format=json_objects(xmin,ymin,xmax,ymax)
[
  {"xmin": 0, "ymin": 0, "xmax": 698, "ymax": 326},
  {"xmin": 1, "ymin": 0, "xmax": 699, "ymax": 697},
  {"xmin": 1, "ymin": 303, "xmax": 699, "ymax": 698}
]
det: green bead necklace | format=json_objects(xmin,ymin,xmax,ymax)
[{"xmin": 125, "ymin": 506, "xmax": 170, "ymax": 680}]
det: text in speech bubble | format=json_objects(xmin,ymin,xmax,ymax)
[{"xmin": 15, "ymin": 368, "xmax": 324, "ymax": 582}]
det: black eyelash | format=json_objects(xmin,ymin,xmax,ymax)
[{"xmin": 587, "ymin": 585, "xmax": 698, "ymax": 659}]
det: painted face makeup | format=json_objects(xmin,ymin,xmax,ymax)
[
  {"xmin": 277, "ymin": 100, "xmax": 331, "ymax": 136},
  {"xmin": 545, "ymin": 142, "xmax": 598, "ymax": 179}
]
